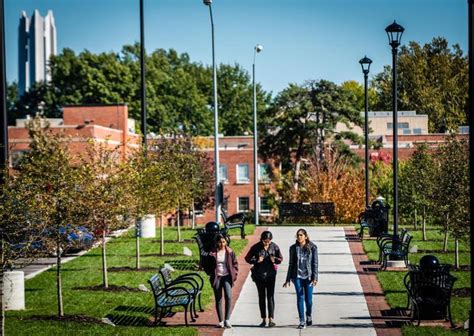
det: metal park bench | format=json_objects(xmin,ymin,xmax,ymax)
[
  {"xmin": 404, "ymin": 264, "xmax": 457, "ymax": 327},
  {"xmin": 221, "ymin": 209, "xmax": 246, "ymax": 239},
  {"xmin": 278, "ymin": 202, "xmax": 336, "ymax": 224},
  {"xmin": 379, "ymin": 231, "xmax": 412, "ymax": 270},
  {"xmin": 159, "ymin": 267, "xmax": 204, "ymax": 317},
  {"xmin": 147, "ymin": 274, "xmax": 195, "ymax": 326}
]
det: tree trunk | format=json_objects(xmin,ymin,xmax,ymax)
[
  {"xmin": 136, "ymin": 220, "xmax": 140, "ymax": 270},
  {"xmin": 102, "ymin": 231, "xmax": 108, "ymax": 288},
  {"xmin": 177, "ymin": 208, "xmax": 182, "ymax": 242},
  {"xmin": 160, "ymin": 216, "xmax": 164, "ymax": 256},
  {"xmin": 293, "ymin": 159, "xmax": 301, "ymax": 194},
  {"xmin": 1, "ymin": 243, "xmax": 5, "ymax": 336},
  {"xmin": 56, "ymin": 241, "xmax": 64, "ymax": 317},
  {"xmin": 443, "ymin": 214, "xmax": 449, "ymax": 253},
  {"xmin": 422, "ymin": 206, "xmax": 427, "ymax": 241},
  {"xmin": 413, "ymin": 208, "xmax": 417, "ymax": 230},
  {"xmin": 292, "ymin": 137, "xmax": 305, "ymax": 194},
  {"xmin": 191, "ymin": 202, "xmax": 196, "ymax": 230},
  {"xmin": 454, "ymin": 239, "xmax": 459, "ymax": 270}
]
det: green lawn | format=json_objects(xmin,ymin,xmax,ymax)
[
  {"xmin": 361, "ymin": 225, "xmax": 470, "ymax": 336},
  {"xmin": 10, "ymin": 224, "xmax": 255, "ymax": 335}
]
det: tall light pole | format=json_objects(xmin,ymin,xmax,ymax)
[
  {"xmin": 0, "ymin": 0, "xmax": 7, "ymax": 183},
  {"xmin": 359, "ymin": 56, "xmax": 372, "ymax": 209},
  {"xmin": 203, "ymin": 0, "xmax": 221, "ymax": 223},
  {"xmin": 385, "ymin": 21, "xmax": 404, "ymax": 238},
  {"xmin": 253, "ymin": 44, "xmax": 263, "ymax": 226},
  {"xmin": 140, "ymin": 0, "xmax": 147, "ymax": 150},
  {"xmin": 467, "ymin": 1, "xmax": 474, "ymax": 334}
]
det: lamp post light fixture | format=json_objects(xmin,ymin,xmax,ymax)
[
  {"xmin": 385, "ymin": 20, "xmax": 404, "ymax": 238},
  {"xmin": 359, "ymin": 56, "xmax": 372, "ymax": 209},
  {"xmin": 253, "ymin": 44, "xmax": 263, "ymax": 226},
  {"xmin": 203, "ymin": 0, "xmax": 221, "ymax": 223}
]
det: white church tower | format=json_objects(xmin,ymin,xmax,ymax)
[{"xmin": 18, "ymin": 10, "xmax": 57, "ymax": 96}]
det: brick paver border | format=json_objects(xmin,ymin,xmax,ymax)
[{"xmin": 344, "ymin": 227, "xmax": 403, "ymax": 336}]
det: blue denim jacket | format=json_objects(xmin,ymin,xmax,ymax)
[{"xmin": 285, "ymin": 241, "xmax": 318, "ymax": 282}]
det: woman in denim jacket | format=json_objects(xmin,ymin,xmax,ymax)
[{"xmin": 283, "ymin": 228, "xmax": 318, "ymax": 329}]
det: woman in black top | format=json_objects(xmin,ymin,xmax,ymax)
[{"xmin": 245, "ymin": 231, "xmax": 283, "ymax": 328}]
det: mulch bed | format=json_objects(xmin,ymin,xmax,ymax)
[
  {"xmin": 107, "ymin": 266, "xmax": 156, "ymax": 272},
  {"xmin": 73, "ymin": 285, "xmax": 144, "ymax": 292},
  {"xmin": 141, "ymin": 253, "xmax": 182, "ymax": 257},
  {"xmin": 29, "ymin": 314, "xmax": 102, "ymax": 324},
  {"xmin": 151, "ymin": 239, "xmax": 196, "ymax": 243},
  {"xmin": 453, "ymin": 287, "xmax": 471, "ymax": 297}
]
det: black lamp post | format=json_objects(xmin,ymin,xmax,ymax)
[
  {"xmin": 385, "ymin": 20, "xmax": 404, "ymax": 238},
  {"xmin": 203, "ymin": 0, "xmax": 221, "ymax": 223},
  {"xmin": 359, "ymin": 56, "xmax": 372, "ymax": 209},
  {"xmin": 0, "ymin": 0, "xmax": 7, "ymax": 182}
]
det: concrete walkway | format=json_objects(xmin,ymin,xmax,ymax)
[{"xmin": 225, "ymin": 227, "xmax": 376, "ymax": 336}]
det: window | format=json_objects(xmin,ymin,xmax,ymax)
[
  {"xmin": 413, "ymin": 128, "xmax": 422, "ymax": 134},
  {"xmin": 219, "ymin": 165, "xmax": 228, "ymax": 182},
  {"xmin": 260, "ymin": 197, "xmax": 271, "ymax": 214},
  {"xmin": 387, "ymin": 122, "xmax": 409, "ymax": 129},
  {"xmin": 258, "ymin": 163, "xmax": 271, "ymax": 182},
  {"xmin": 193, "ymin": 203, "xmax": 204, "ymax": 217},
  {"xmin": 236, "ymin": 164, "xmax": 250, "ymax": 183},
  {"xmin": 403, "ymin": 129, "xmax": 411, "ymax": 135},
  {"xmin": 237, "ymin": 197, "xmax": 250, "ymax": 212}
]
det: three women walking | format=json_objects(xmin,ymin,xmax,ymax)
[
  {"xmin": 245, "ymin": 230, "xmax": 283, "ymax": 327},
  {"xmin": 202, "ymin": 226, "xmax": 318, "ymax": 329}
]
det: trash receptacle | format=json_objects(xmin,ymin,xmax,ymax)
[
  {"xmin": 195, "ymin": 222, "xmax": 230, "ymax": 270},
  {"xmin": 369, "ymin": 197, "xmax": 389, "ymax": 236}
]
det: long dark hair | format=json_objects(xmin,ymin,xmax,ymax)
[
  {"xmin": 295, "ymin": 228, "xmax": 311, "ymax": 251},
  {"xmin": 215, "ymin": 234, "xmax": 227, "ymax": 249},
  {"xmin": 260, "ymin": 230, "xmax": 273, "ymax": 242}
]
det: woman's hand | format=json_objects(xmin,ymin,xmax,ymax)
[
  {"xmin": 311, "ymin": 280, "xmax": 318, "ymax": 287},
  {"xmin": 258, "ymin": 256, "xmax": 264, "ymax": 263},
  {"xmin": 283, "ymin": 281, "xmax": 290, "ymax": 288},
  {"xmin": 269, "ymin": 255, "xmax": 275, "ymax": 263}
]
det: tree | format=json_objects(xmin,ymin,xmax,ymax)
[
  {"xmin": 79, "ymin": 141, "xmax": 133, "ymax": 287},
  {"xmin": 260, "ymin": 80, "xmax": 362, "ymax": 193},
  {"xmin": 0, "ymin": 168, "xmax": 50, "ymax": 334},
  {"xmin": 372, "ymin": 37, "xmax": 468, "ymax": 133},
  {"xmin": 398, "ymin": 144, "xmax": 436, "ymax": 240},
  {"xmin": 10, "ymin": 45, "xmax": 270, "ymax": 137},
  {"xmin": 432, "ymin": 136, "xmax": 469, "ymax": 266},
  {"xmin": 340, "ymin": 80, "xmax": 378, "ymax": 112},
  {"xmin": 14, "ymin": 117, "xmax": 87, "ymax": 318}
]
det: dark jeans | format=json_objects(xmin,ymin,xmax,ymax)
[
  {"xmin": 255, "ymin": 276, "xmax": 276, "ymax": 319},
  {"xmin": 292, "ymin": 277, "xmax": 313, "ymax": 322},
  {"xmin": 213, "ymin": 275, "xmax": 232, "ymax": 321}
]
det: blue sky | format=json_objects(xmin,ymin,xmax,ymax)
[{"xmin": 4, "ymin": 0, "xmax": 467, "ymax": 95}]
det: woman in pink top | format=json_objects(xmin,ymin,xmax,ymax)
[{"xmin": 203, "ymin": 233, "xmax": 238, "ymax": 328}]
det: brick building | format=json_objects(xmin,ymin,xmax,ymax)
[{"xmin": 8, "ymin": 104, "xmax": 140, "ymax": 166}]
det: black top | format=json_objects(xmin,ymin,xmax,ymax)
[{"xmin": 245, "ymin": 241, "xmax": 283, "ymax": 281}]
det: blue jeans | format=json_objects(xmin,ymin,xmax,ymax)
[{"xmin": 292, "ymin": 277, "xmax": 313, "ymax": 322}]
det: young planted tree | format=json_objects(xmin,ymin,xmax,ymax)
[
  {"xmin": 15, "ymin": 118, "xmax": 86, "ymax": 318},
  {"xmin": 433, "ymin": 136, "xmax": 469, "ymax": 266},
  {"xmin": 0, "ymin": 169, "xmax": 50, "ymax": 335},
  {"xmin": 129, "ymin": 147, "xmax": 163, "ymax": 267},
  {"xmin": 79, "ymin": 141, "xmax": 133, "ymax": 287},
  {"xmin": 398, "ymin": 144, "xmax": 436, "ymax": 240}
]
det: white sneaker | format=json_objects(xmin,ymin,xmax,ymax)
[
  {"xmin": 216, "ymin": 321, "xmax": 224, "ymax": 328},
  {"xmin": 224, "ymin": 320, "xmax": 232, "ymax": 328}
]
